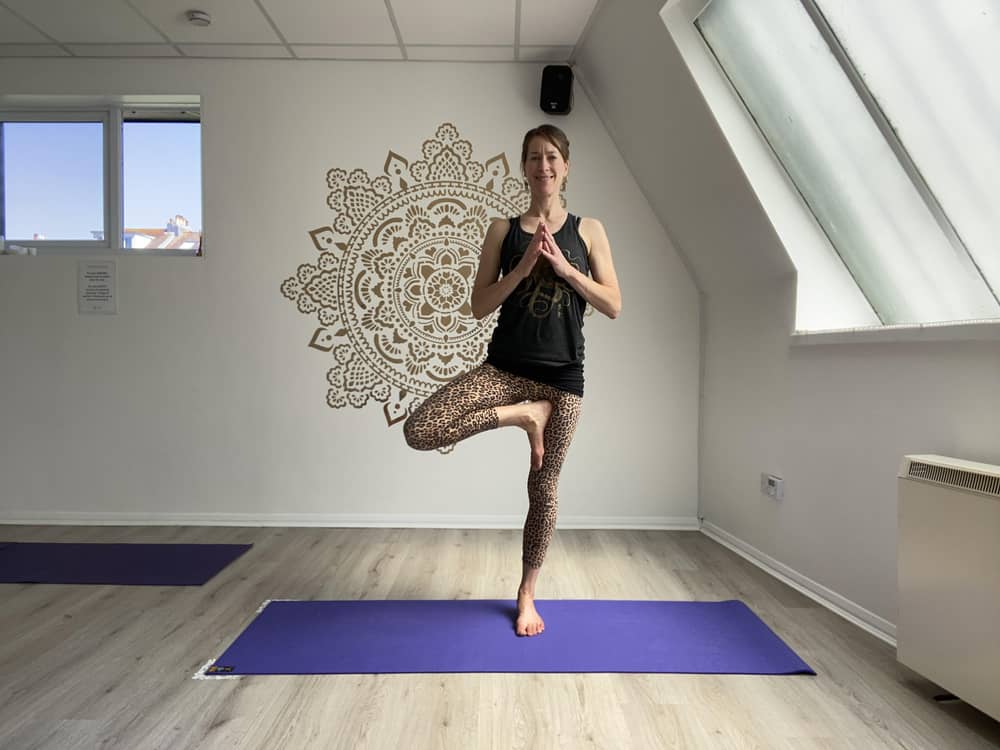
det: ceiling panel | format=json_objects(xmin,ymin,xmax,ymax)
[
  {"xmin": 67, "ymin": 44, "xmax": 181, "ymax": 57},
  {"xmin": 406, "ymin": 45, "xmax": 514, "ymax": 61},
  {"xmin": 0, "ymin": 5, "xmax": 51, "ymax": 43},
  {"xmin": 0, "ymin": 44, "xmax": 69, "ymax": 57},
  {"xmin": 520, "ymin": 0, "xmax": 598, "ymax": 46},
  {"xmin": 260, "ymin": 0, "xmax": 397, "ymax": 45},
  {"xmin": 293, "ymin": 45, "xmax": 403, "ymax": 61},
  {"xmin": 391, "ymin": 0, "xmax": 515, "ymax": 45},
  {"xmin": 177, "ymin": 44, "xmax": 291, "ymax": 58},
  {"xmin": 519, "ymin": 46, "xmax": 574, "ymax": 62},
  {"xmin": 130, "ymin": 0, "xmax": 281, "ymax": 45},
  {"xmin": 2, "ymin": 0, "xmax": 162, "ymax": 43},
  {"xmin": 0, "ymin": 0, "xmax": 596, "ymax": 60}
]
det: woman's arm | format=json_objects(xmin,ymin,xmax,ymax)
[
  {"xmin": 541, "ymin": 218, "xmax": 622, "ymax": 319},
  {"xmin": 470, "ymin": 218, "xmax": 541, "ymax": 319}
]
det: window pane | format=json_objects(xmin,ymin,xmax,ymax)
[
  {"xmin": 123, "ymin": 121, "xmax": 201, "ymax": 252},
  {"xmin": 816, "ymin": 0, "xmax": 1000, "ymax": 306},
  {"xmin": 2, "ymin": 121, "xmax": 104, "ymax": 241},
  {"xmin": 696, "ymin": 0, "xmax": 1000, "ymax": 325}
]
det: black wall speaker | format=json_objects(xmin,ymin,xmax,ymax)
[{"xmin": 540, "ymin": 65, "xmax": 573, "ymax": 115}]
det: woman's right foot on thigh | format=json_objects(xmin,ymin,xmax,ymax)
[
  {"xmin": 522, "ymin": 400, "xmax": 552, "ymax": 470},
  {"xmin": 496, "ymin": 400, "xmax": 553, "ymax": 470}
]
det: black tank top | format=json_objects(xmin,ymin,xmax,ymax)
[{"xmin": 486, "ymin": 214, "xmax": 590, "ymax": 396}]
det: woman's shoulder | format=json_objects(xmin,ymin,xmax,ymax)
[
  {"xmin": 576, "ymin": 216, "xmax": 607, "ymax": 249},
  {"xmin": 485, "ymin": 217, "xmax": 512, "ymax": 239},
  {"xmin": 489, "ymin": 217, "xmax": 515, "ymax": 231}
]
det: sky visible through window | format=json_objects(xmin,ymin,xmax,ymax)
[{"xmin": 2, "ymin": 121, "xmax": 201, "ymax": 241}]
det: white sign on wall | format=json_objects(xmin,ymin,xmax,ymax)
[{"xmin": 78, "ymin": 261, "xmax": 117, "ymax": 314}]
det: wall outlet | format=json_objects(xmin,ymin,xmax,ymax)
[{"xmin": 760, "ymin": 473, "xmax": 784, "ymax": 500}]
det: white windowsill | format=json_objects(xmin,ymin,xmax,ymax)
[
  {"xmin": 791, "ymin": 319, "xmax": 1000, "ymax": 345},
  {"xmin": 1, "ymin": 247, "xmax": 200, "ymax": 257}
]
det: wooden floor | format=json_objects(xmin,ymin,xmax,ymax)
[{"xmin": 1, "ymin": 526, "xmax": 998, "ymax": 750}]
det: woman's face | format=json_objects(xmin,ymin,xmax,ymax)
[{"xmin": 524, "ymin": 136, "xmax": 568, "ymax": 197}]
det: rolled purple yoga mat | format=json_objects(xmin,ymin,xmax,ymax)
[
  {"xmin": 0, "ymin": 542, "xmax": 252, "ymax": 585},
  {"xmin": 207, "ymin": 599, "xmax": 815, "ymax": 675}
]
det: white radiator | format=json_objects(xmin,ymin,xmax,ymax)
[{"xmin": 897, "ymin": 454, "xmax": 1000, "ymax": 722}]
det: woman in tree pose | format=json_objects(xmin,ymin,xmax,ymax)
[{"xmin": 404, "ymin": 124, "xmax": 622, "ymax": 636}]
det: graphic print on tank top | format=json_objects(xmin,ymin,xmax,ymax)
[{"xmin": 512, "ymin": 246, "xmax": 585, "ymax": 319}]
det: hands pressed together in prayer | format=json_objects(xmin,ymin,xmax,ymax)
[{"xmin": 515, "ymin": 221, "xmax": 574, "ymax": 280}]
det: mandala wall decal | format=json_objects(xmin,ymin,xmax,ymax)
[{"xmin": 281, "ymin": 123, "xmax": 530, "ymax": 447}]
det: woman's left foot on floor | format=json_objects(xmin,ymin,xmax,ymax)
[{"xmin": 516, "ymin": 591, "xmax": 545, "ymax": 636}]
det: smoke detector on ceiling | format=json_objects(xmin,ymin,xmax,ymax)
[{"xmin": 186, "ymin": 10, "xmax": 212, "ymax": 27}]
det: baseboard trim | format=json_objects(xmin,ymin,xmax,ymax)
[
  {"xmin": 700, "ymin": 520, "xmax": 897, "ymax": 647},
  {"xmin": 0, "ymin": 511, "xmax": 701, "ymax": 531}
]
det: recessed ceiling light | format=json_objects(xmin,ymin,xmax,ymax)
[{"xmin": 186, "ymin": 10, "xmax": 212, "ymax": 27}]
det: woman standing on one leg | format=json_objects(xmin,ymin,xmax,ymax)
[{"xmin": 404, "ymin": 124, "xmax": 622, "ymax": 637}]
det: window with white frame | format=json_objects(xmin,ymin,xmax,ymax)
[
  {"xmin": 669, "ymin": 0, "xmax": 1000, "ymax": 331},
  {"xmin": 0, "ymin": 97, "xmax": 202, "ymax": 256}
]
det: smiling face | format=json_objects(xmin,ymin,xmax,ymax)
[{"xmin": 523, "ymin": 134, "xmax": 569, "ymax": 198}]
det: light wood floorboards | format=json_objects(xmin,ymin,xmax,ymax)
[{"xmin": 1, "ymin": 526, "xmax": 998, "ymax": 749}]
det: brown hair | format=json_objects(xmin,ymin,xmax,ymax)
[{"xmin": 520, "ymin": 124, "xmax": 570, "ymax": 169}]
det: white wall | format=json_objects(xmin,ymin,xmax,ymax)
[
  {"xmin": 577, "ymin": 0, "xmax": 1000, "ymax": 632},
  {"xmin": 0, "ymin": 59, "xmax": 700, "ymax": 528}
]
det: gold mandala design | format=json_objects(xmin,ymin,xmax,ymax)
[{"xmin": 281, "ymin": 123, "xmax": 530, "ymax": 439}]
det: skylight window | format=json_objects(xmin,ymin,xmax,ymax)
[{"xmin": 687, "ymin": 0, "xmax": 1000, "ymax": 329}]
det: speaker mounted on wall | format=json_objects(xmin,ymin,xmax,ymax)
[{"xmin": 539, "ymin": 65, "xmax": 573, "ymax": 115}]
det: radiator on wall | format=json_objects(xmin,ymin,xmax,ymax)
[{"xmin": 897, "ymin": 454, "xmax": 1000, "ymax": 722}]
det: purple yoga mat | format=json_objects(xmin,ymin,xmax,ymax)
[
  {"xmin": 207, "ymin": 599, "xmax": 814, "ymax": 675},
  {"xmin": 0, "ymin": 542, "xmax": 252, "ymax": 585}
]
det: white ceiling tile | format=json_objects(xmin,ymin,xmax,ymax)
[
  {"xmin": 0, "ymin": 5, "xmax": 51, "ymax": 43},
  {"xmin": 392, "ymin": 0, "xmax": 514, "ymax": 45},
  {"xmin": 294, "ymin": 45, "xmax": 403, "ymax": 60},
  {"xmin": 406, "ymin": 46, "xmax": 514, "ymax": 62},
  {"xmin": 260, "ymin": 0, "xmax": 397, "ymax": 45},
  {"xmin": 520, "ymin": 0, "xmax": 597, "ymax": 46},
  {"xmin": 0, "ymin": 44, "xmax": 70, "ymax": 57},
  {"xmin": 177, "ymin": 44, "xmax": 291, "ymax": 58},
  {"xmin": 66, "ymin": 44, "xmax": 181, "ymax": 57},
  {"xmin": 0, "ymin": 0, "xmax": 597, "ymax": 61},
  {"xmin": 2, "ymin": 0, "xmax": 163, "ymax": 43},
  {"xmin": 518, "ymin": 46, "xmax": 574, "ymax": 63},
  {"xmin": 130, "ymin": 0, "xmax": 281, "ymax": 44}
]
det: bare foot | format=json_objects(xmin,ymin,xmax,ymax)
[
  {"xmin": 522, "ymin": 400, "xmax": 552, "ymax": 471},
  {"xmin": 516, "ymin": 591, "xmax": 545, "ymax": 636}
]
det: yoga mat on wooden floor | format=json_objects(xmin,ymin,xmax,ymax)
[
  {"xmin": 0, "ymin": 542, "xmax": 252, "ymax": 585},
  {"xmin": 205, "ymin": 599, "xmax": 815, "ymax": 675}
]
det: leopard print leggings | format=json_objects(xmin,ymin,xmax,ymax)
[{"xmin": 403, "ymin": 363, "xmax": 583, "ymax": 568}]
